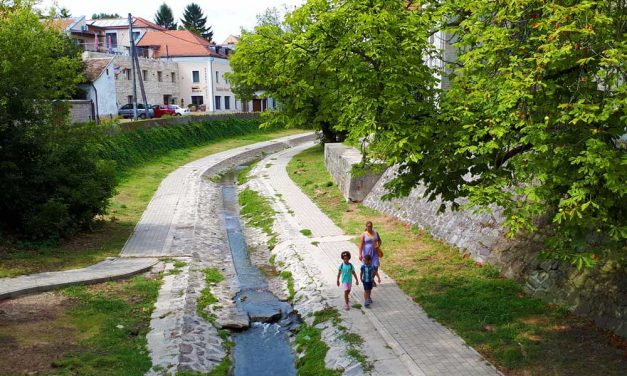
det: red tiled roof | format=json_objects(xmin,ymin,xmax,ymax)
[
  {"xmin": 133, "ymin": 17, "xmax": 167, "ymax": 31},
  {"xmin": 137, "ymin": 30, "xmax": 225, "ymax": 58}
]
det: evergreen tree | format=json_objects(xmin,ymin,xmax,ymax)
[
  {"xmin": 58, "ymin": 7, "xmax": 71, "ymax": 17},
  {"xmin": 180, "ymin": 2, "xmax": 213, "ymax": 41},
  {"xmin": 154, "ymin": 3, "xmax": 177, "ymax": 30}
]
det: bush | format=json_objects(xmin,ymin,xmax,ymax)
[
  {"xmin": 99, "ymin": 116, "xmax": 270, "ymax": 170},
  {"xmin": 0, "ymin": 122, "xmax": 116, "ymax": 240}
]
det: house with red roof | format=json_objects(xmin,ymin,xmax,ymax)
[{"xmin": 137, "ymin": 30, "xmax": 241, "ymax": 112}]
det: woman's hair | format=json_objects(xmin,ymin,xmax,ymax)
[{"xmin": 341, "ymin": 251, "xmax": 351, "ymax": 259}]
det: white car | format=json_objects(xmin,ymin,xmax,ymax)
[{"xmin": 165, "ymin": 104, "xmax": 191, "ymax": 116}]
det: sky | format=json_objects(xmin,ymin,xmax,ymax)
[{"xmin": 38, "ymin": 0, "xmax": 304, "ymax": 42}]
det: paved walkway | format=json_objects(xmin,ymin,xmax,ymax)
[
  {"xmin": 254, "ymin": 141, "xmax": 501, "ymax": 376},
  {"xmin": 0, "ymin": 258, "xmax": 158, "ymax": 299}
]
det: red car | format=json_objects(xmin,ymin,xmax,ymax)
[{"xmin": 153, "ymin": 105, "xmax": 176, "ymax": 118}]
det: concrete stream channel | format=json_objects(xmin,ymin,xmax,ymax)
[{"xmin": 218, "ymin": 166, "xmax": 299, "ymax": 376}]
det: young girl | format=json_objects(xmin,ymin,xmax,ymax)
[{"xmin": 336, "ymin": 251, "xmax": 359, "ymax": 311}]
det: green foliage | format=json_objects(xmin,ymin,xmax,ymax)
[
  {"xmin": 154, "ymin": 2, "xmax": 177, "ymax": 30},
  {"xmin": 230, "ymin": 0, "xmax": 626, "ymax": 264},
  {"xmin": 294, "ymin": 324, "xmax": 342, "ymax": 376},
  {"xmin": 100, "ymin": 117, "xmax": 267, "ymax": 171},
  {"xmin": 91, "ymin": 12, "xmax": 120, "ymax": 19},
  {"xmin": 180, "ymin": 2, "xmax": 213, "ymax": 41},
  {"xmin": 238, "ymin": 188, "xmax": 276, "ymax": 237},
  {"xmin": 280, "ymin": 270, "xmax": 295, "ymax": 302},
  {"xmin": 410, "ymin": 0, "xmax": 626, "ymax": 264},
  {"xmin": 236, "ymin": 161, "xmax": 258, "ymax": 185},
  {"xmin": 197, "ymin": 267, "xmax": 225, "ymax": 323},
  {"xmin": 0, "ymin": 2, "xmax": 112, "ymax": 240}
]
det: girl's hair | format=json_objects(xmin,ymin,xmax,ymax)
[{"xmin": 341, "ymin": 251, "xmax": 351, "ymax": 259}]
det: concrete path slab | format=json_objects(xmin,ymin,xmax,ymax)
[
  {"xmin": 0, "ymin": 257, "xmax": 159, "ymax": 300},
  {"xmin": 253, "ymin": 141, "xmax": 502, "ymax": 376}
]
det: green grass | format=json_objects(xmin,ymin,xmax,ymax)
[
  {"xmin": 49, "ymin": 275, "xmax": 161, "ymax": 375},
  {"xmin": 287, "ymin": 144, "xmax": 627, "ymax": 375},
  {"xmin": 280, "ymin": 271, "xmax": 296, "ymax": 302},
  {"xmin": 197, "ymin": 268, "xmax": 225, "ymax": 323},
  {"xmin": 0, "ymin": 128, "xmax": 303, "ymax": 278},
  {"xmin": 236, "ymin": 161, "xmax": 259, "ymax": 185},
  {"xmin": 239, "ymin": 187, "xmax": 279, "ymax": 250},
  {"xmin": 300, "ymin": 229, "xmax": 312, "ymax": 237},
  {"xmin": 294, "ymin": 324, "xmax": 342, "ymax": 376}
]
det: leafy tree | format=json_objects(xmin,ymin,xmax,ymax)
[
  {"xmin": 180, "ymin": 2, "xmax": 213, "ymax": 41},
  {"xmin": 91, "ymin": 12, "xmax": 120, "ymax": 19},
  {"xmin": 154, "ymin": 2, "xmax": 177, "ymax": 30},
  {"xmin": 229, "ymin": 0, "xmax": 626, "ymax": 265},
  {"xmin": 375, "ymin": 0, "xmax": 626, "ymax": 266},
  {"xmin": 0, "ymin": 1, "xmax": 116, "ymax": 240}
]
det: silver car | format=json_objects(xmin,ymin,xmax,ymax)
[{"xmin": 118, "ymin": 103, "xmax": 155, "ymax": 119}]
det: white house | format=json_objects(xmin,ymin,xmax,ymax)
[{"xmin": 79, "ymin": 57, "xmax": 117, "ymax": 119}]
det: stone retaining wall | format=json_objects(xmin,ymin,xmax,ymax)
[
  {"xmin": 324, "ymin": 143, "xmax": 383, "ymax": 202},
  {"xmin": 326, "ymin": 145, "xmax": 626, "ymax": 338}
]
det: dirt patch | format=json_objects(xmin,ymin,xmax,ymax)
[{"xmin": 0, "ymin": 292, "xmax": 81, "ymax": 375}]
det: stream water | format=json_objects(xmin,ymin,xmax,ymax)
[{"xmin": 218, "ymin": 168, "xmax": 298, "ymax": 376}]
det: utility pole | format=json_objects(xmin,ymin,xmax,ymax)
[{"xmin": 128, "ymin": 13, "xmax": 138, "ymax": 120}]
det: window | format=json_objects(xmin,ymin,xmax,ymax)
[
  {"xmin": 127, "ymin": 95, "xmax": 133, "ymax": 104},
  {"xmin": 192, "ymin": 70, "xmax": 200, "ymax": 83},
  {"xmin": 132, "ymin": 31, "xmax": 140, "ymax": 43},
  {"xmin": 106, "ymin": 68, "xmax": 109, "ymax": 76},
  {"xmin": 171, "ymin": 72, "xmax": 176, "ymax": 82},
  {"xmin": 106, "ymin": 32, "xmax": 117, "ymax": 48},
  {"xmin": 215, "ymin": 71, "xmax": 219, "ymax": 83},
  {"xmin": 125, "ymin": 69, "xmax": 131, "ymax": 80},
  {"xmin": 142, "ymin": 70, "xmax": 148, "ymax": 81},
  {"xmin": 215, "ymin": 96, "xmax": 221, "ymax": 110},
  {"xmin": 191, "ymin": 96, "xmax": 204, "ymax": 105},
  {"xmin": 224, "ymin": 96, "xmax": 230, "ymax": 110},
  {"xmin": 157, "ymin": 71, "xmax": 162, "ymax": 82}
]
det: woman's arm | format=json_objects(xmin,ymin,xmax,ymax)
[{"xmin": 359, "ymin": 234, "xmax": 365, "ymax": 260}]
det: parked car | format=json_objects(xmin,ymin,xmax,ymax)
[
  {"xmin": 165, "ymin": 104, "xmax": 191, "ymax": 116},
  {"xmin": 118, "ymin": 103, "xmax": 154, "ymax": 119},
  {"xmin": 153, "ymin": 105, "xmax": 176, "ymax": 118}
]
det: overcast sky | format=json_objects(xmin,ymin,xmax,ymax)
[{"xmin": 38, "ymin": 0, "xmax": 304, "ymax": 42}]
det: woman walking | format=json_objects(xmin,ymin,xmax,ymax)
[{"xmin": 359, "ymin": 221, "xmax": 382, "ymax": 271}]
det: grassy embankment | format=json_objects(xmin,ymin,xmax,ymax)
[
  {"xmin": 287, "ymin": 144, "xmax": 626, "ymax": 376},
  {"xmin": 0, "ymin": 118, "xmax": 304, "ymax": 277},
  {"xmin": 0, "ymin": 274, "xmax": 161, "ymax": 375}
]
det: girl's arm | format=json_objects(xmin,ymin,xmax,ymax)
[
  {"xmin": 336, "ymin": 269, "xmax": 341, "ymax": 286},
  {"xmin": 352, "ymin": 269, "xmax": 359, "ymax": 285}
]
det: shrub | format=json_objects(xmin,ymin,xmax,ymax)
[{"xmin": 0, "ymin": 122, "xmax": 116, "ymax": 240}]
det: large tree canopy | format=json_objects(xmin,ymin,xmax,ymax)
[
  {"xmin": 229, "ymin": 0, "xmax": 626, "ymax": 266},
  {"xmin": 180, "ymin": 2, "xmax": 213, "ymax": 41},
  {"xmin": 154, "ymin": 2, "xmax": 177, "ymax": 30},
  {"xmin": 0, "ymin": 0, "xmax": 116, "ymax": 240}
]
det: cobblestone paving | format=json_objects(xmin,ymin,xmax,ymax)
[{"xmin": 253, "ymin": 141, "xmax": 502, "ymax": 376}]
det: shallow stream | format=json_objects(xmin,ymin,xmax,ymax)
[{"xmin": 218, "ymin": 168, "xmax": 298, "ymax": 376}]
